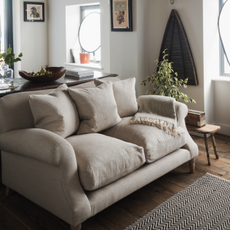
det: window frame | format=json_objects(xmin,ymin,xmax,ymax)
[
  {"xmin": 79, "ymin": 4, "xmax": 101, "ymax": 63},
  {"xmin": 0, "ymin": 0, "xmax": 4, "ymax": 52},
  {"xmin": 219, "ymin": 0, "xmax": 230, "ymax": 76},
  {"xmin": 80, "ymin": 5, "xmax": 100, "ymax": 22}
]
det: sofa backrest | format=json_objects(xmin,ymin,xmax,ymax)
[{"xmin": 0, "ymin": 77, "xmax": 120, "ymax": 134}]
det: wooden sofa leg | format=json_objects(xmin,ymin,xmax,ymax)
[
  {"xmin": 70, "ymin": 224, "xmax": 82, "ymax": 230},
  {"xmin": 189, "ymin": 158, "xmax": 196, "ymax": 174}
]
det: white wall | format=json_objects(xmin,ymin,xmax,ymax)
[
  {"xmin": 47, "ymin": 0, "xmax": 110, "ymax": 72},
  {"xmin": 110, "ymin": 0, "xmax": 204, "ymax": 109},
  {"xmin": 214, "ymin": 81, "xmax": 230, "ymax": 135},
  {"xmin": 48, "ymin": 0, "xmax": 204, "ymax": 104},
  {"xmin": 148, "ymin": 0, "xmax": 204, "ymax": 111},
  {"xmin": 66, "ymin": 5, "xmax": 80, "ymax": 63},
  {"xmin": 46, "ymin": 0, "xmax": 230, "ymax": 136},
  {"xmin": 203, "ymin": 0, "xmax": 219, "ymax": 125},
  {"xmin": 14, "ymin": 0, "xmax": 48, "ymax": 73}
]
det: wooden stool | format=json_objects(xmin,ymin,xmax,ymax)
[{"xmin": 186, "ymin": 124, "xmax": 221, "ymax": 166}]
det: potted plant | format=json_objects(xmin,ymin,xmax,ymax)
[
  {"xmin": 0, "ymin": 46, "xmax": 23, "ymax": 78},
  {"xmin": 141, "ymin": 49, "xmax": 196, "ymax": 103}
]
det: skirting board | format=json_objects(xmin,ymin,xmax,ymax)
[{"xmin": 214, "ymin": 123, "xmax": 230, "ymax": 136}]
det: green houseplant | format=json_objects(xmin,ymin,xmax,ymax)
[
  {"xmin": 0, "ymin": 46, "xmax": 23, "ymax": 68},
  {"xmin": 0, "ymin": 46, "xmax": 23, "ymax": 86},
  {"xmin": 141, "ymin": 49, "xmax": 196, "ymax": 103}
]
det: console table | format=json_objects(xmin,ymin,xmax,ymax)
[{"xmin": 0, "ymin": 71, "xmax": 117, "ymax": 98}]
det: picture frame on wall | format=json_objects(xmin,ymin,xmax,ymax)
[
  {"xmin": 24, "ymin": 2, "xmax": 45, "ymax": 22},
  {"xmin": 110, "ymin": 0, "xmax": 133, "ymax": 32}
]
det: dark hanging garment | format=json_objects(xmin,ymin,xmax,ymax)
[{"xmin": 159, "ymin": 9, "xmax": 198, "ymax": 86}]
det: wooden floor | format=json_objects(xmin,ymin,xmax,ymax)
[{"xmin": 0, "ymin": 134, "xmax": 230, "ymax": 230}]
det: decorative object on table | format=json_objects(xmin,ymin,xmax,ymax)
[
  {"xmin": 141, "ymin": 49, "xmax": 196, "ymax": 103},
  {"xmin": 65, "ymin": 68, "xmax": 94, "ymax": 79},
  {"xmin": 24, "ymin": 2, "xmax": 45, "ymax": 22},
  {"xmin": 0, "ymin": 46, "xmax": 23, "ymax": 77},
  {"xmin": 0, "ymin": 46, "xmax": 23, "ymax": 90},
  {"xmin": 185, "ymin": 109, "xmax": 206, "ymax": 127},
  {"xmin": 110, "ymin": 0, "xmax": 133, "ymax": 32},
  {"xmin": 159, "ymin": 9, "xmax": 198, "ymax": 85},
  {"xmin": 125, "ymin": 173, "xmax": 230, "ymax": 230},
  {"xmin": 19, "ymin": 67, "xmax": 66, "ymax": 83},
  {"xmin": 79, "ymin": 53, "xmax": 90, "ymax": 64},
  {"xmin": 78, "ymin": 12, "xmax": 101, "ymax": 64},
  {"xmin": 0, "ymin": 71, "xmax": 118, "ymax": 98},
  {"xmin": 186, "ymin": 124, "xmax": 220, "ymax": 166}
]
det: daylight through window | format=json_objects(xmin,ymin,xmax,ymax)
[
  {"xmin": 79, "ymin": 5, "xmax": 101, "ymax": 63},
  {"xmin": 0, "ymin": 0, "xmax": 4, "ymax": 52},
  {"xmin": 219, "ymin": 0, "xmax": 230, "ymax": 76}
]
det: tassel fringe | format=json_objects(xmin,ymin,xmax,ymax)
[{"xmin": 130, "ymin": 116, "xmax": 183, "ymax": 137}]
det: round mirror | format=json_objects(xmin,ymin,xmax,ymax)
[{"xmin": 78, "ymin": 12, "xmax": 101, "ymax": 53}]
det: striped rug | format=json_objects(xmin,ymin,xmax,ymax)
[{"xmin": 124, "ymin": 173, "xmax": 230, "ymax": 230}]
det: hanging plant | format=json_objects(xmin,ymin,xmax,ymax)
[{"xmin": 141, "ymin": 49, "xmax": 196, "ymax": 103}]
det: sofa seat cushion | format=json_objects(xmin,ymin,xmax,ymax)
[
  {"xmin": 102, "ymin": 117, "xmax": 186, "ymax": 163},
  {"xmin": 66, "ymin": 133, "xmax": 145, "ymax": 191}
]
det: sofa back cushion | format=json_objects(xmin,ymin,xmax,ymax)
[
  {"xmin": 0, "ymin": 77, "xmax": 120, "ymax": 134},
  {"xmin": 68, "ymin": 82, "xmax": 121, "ymax": 135},
  {"xmin": 29, "ymin": 84, "xmax": 79, "ymax": 138},
  {"xmin": 94, "ymin": 77, "xmax": 138, "ymax": 117}
]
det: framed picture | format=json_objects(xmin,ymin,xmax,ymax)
[
  {"xmin": 110, "ymin": 0, "xmax": 132, "ymax": 32},
  {"xmin": 24, "ymin": 2, "xmax": 45, "ymax": 22}
]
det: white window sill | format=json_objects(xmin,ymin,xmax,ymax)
[
  {"xmin": 212, "ymin": 76, "xmax": 230, "ymax": 82},
  {"xmin": 65, "ymin": 62, "xmax": 103, "ymax": 71}
]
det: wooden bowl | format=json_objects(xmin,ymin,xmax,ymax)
[{"xmin": 19, "ymin": 67, "xmax": 66, "ymax": 83}]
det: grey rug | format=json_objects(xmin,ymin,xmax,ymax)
[{"xmin": 124, "ymin": 173, "xmax": 230, "ymax": 230}]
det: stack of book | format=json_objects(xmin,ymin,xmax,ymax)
[{"xmin": 65, "ymin": 68, "xmax": 94, "ymax": 79}]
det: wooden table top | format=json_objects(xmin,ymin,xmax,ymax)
[
  {"xmin": 0, "ymin": 71, "xmax": 117, "ymax": 98},
  {"xmin": 186, "ymin": 124, "xmax": 221, "ymax": 134}
]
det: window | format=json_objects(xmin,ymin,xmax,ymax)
[
  {"xmin": 0, "ymin": 0, "xmax": 4, "ymax": 52},
  {"xmin": 219, "ymin": 0, "xmax": 230, "ymax": 76},
  {"xmin": 0, "ymin": 0, "xmax": 13, "ymax": 54},
  {"xmin": 80, "ymin": 5, "xmax": 100, "ymax": 19},
  {"xmin": 66, "ymin": 3, "xmax": 101, "ymax": 67},
  {"xmin": 79, "ymin": 5, "xmax": 101, "ymax": 62}
]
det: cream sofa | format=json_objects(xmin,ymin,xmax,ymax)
[{"xmin": 0, "ymin": 77, "xmax": 198, "ymax": 230}]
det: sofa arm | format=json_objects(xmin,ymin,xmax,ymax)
[
  {"xmin": 0, "ymin": 128, "xmax": 92, "ymax": 226},
  {"xmin": 175, "ymin": 102, "xmax": 199, "ymax": 159},
  {"xmin": 0, "ymin": 128, "xmax": 72, "ymax": 166}
]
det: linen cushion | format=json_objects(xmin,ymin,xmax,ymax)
[
  {"xmin": 0, "ymin": 76, "xmax": 120, "ymax": 135},
  {"xmin": 68, "ymin": 82, "xmax": 121, "ymax": 135},
  {"xmin": 29, "ymin": 84, "xmax": 79, "ymax": 138},
  {"xmin": 66, "ymin": 133, "xmax": 145, "ymax": 191},
  {"xmin": 103, "ymin": 117, "xmax": 186, "ymax": 163},
  {"xmin": 94, "ymin": 77, "xmax": 138, "ymax": 117}
]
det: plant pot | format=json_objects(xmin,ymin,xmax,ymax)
[{"xmin": 80, "ymin": 53, "xmax": 90, "ymax": 64}]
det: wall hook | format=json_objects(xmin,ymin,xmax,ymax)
[{"xmin": 170, "ymin": 0, "xmax": 174, "ymax": 4}]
